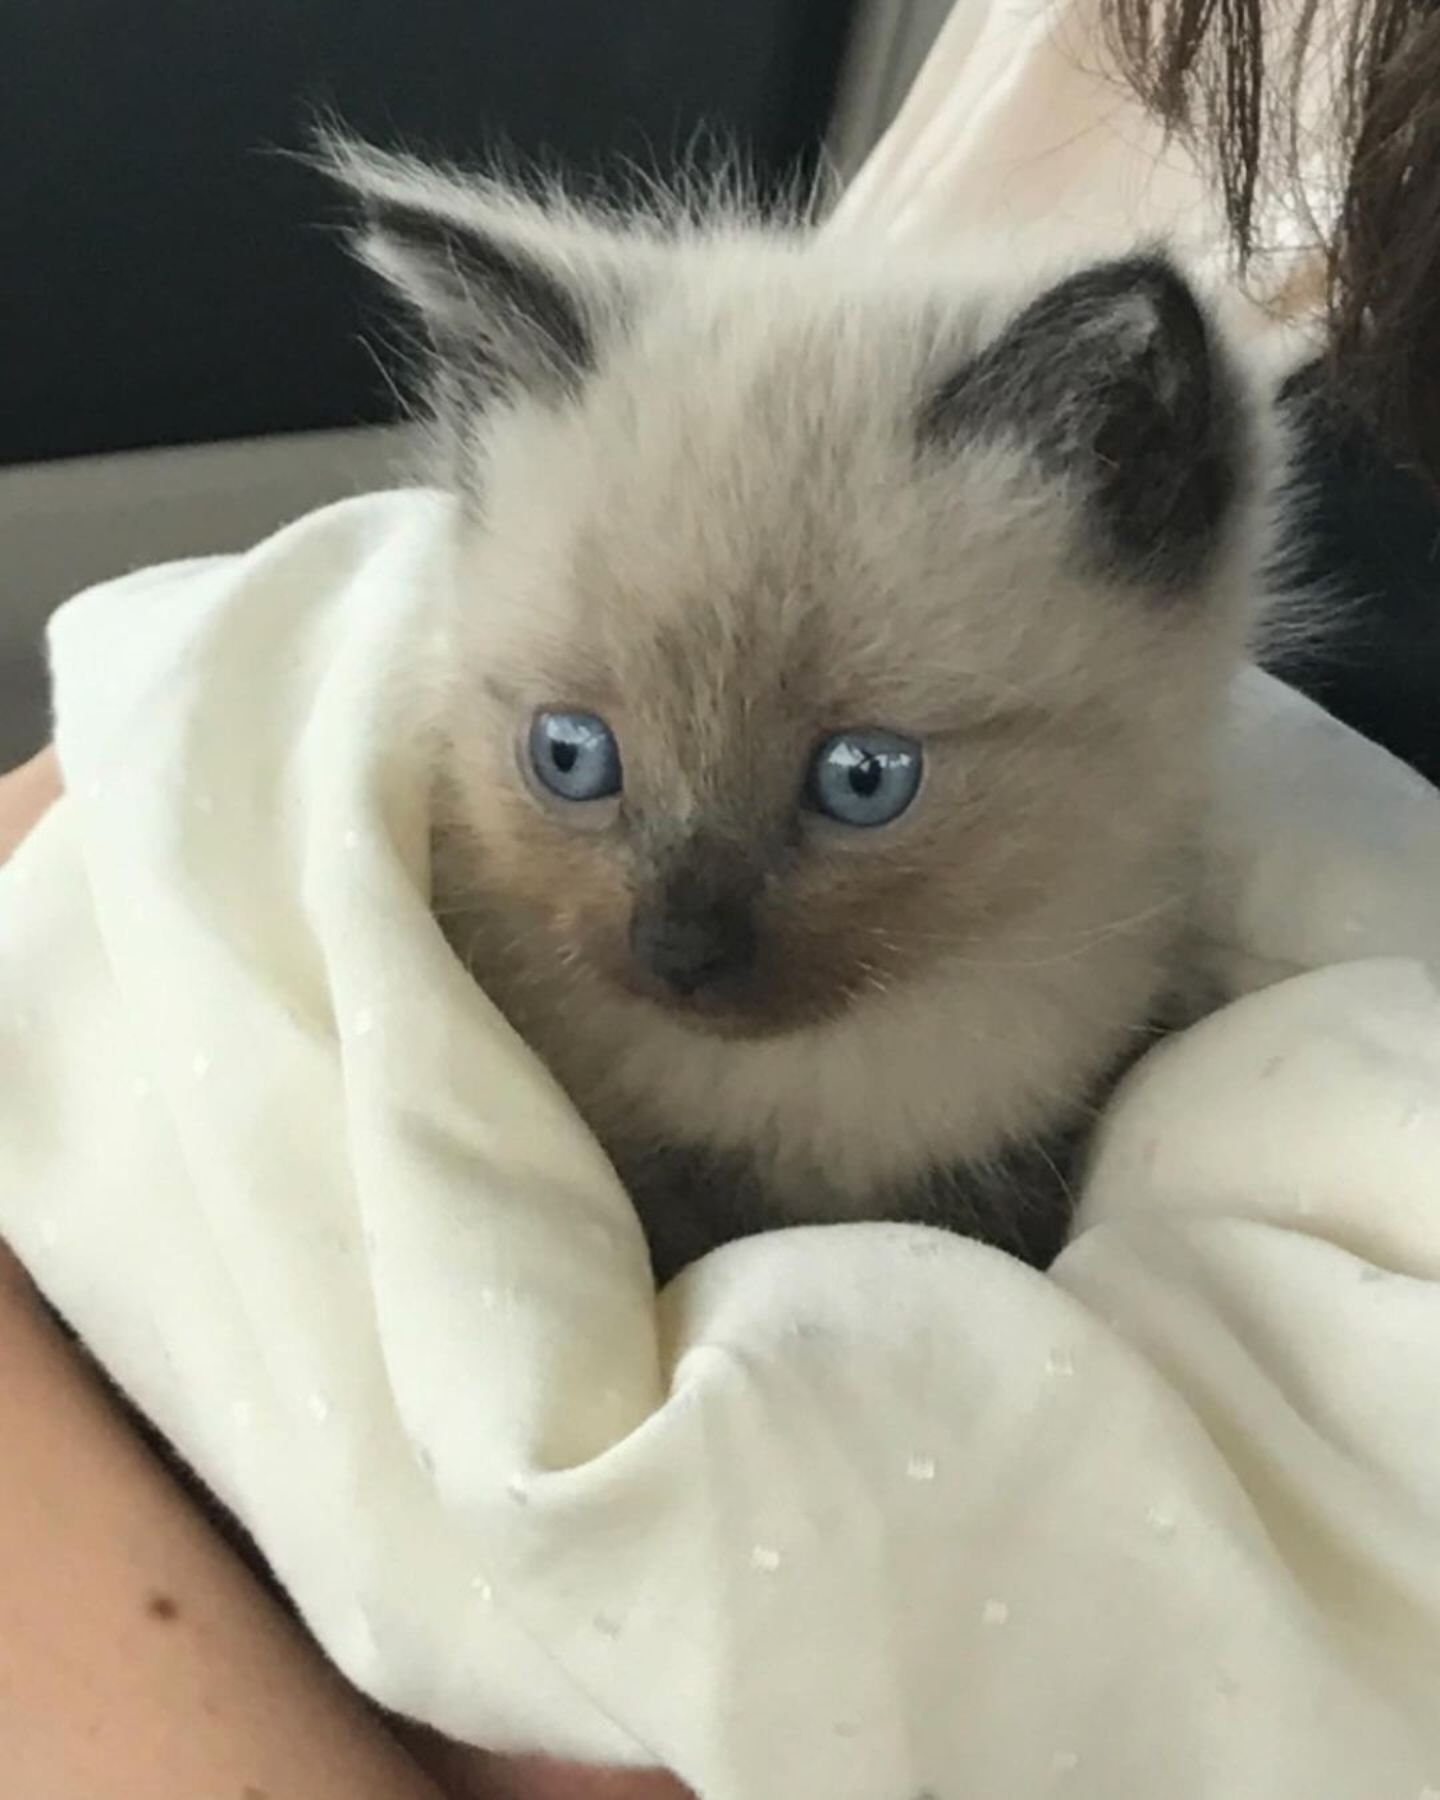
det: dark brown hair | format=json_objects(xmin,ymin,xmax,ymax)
[{"xmin": 1103, "ymin": 0, "xmax": 1440, "ymax": 491}]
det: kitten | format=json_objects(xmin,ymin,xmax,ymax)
[{"xmin": 328, "ymin": 139, "xmax": 1281, "ymax": 1282}]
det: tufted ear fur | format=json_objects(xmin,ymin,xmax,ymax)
[
  {"xmin": 919, "ymin": 254, "xmax": 1248, "ymax": 592},
  {"xmin": 322, "ymin": 133, "xmax": 652, "ymax": 408}
]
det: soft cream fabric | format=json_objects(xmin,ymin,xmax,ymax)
[
  {"xmin": 3, "ymin": 489, "xmax": 1440, "ymax": 1798},
  {"xmin": 831, "ymin": 0, "xmax": 1337, "ymax": 357},
  {"xmin": 834, "ymin": 0, "xmax": 1208, "ymax": 254}
]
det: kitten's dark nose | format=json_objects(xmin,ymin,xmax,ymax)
[{"xmin": 629, "ymin": 890, "xmax": 757, "ymax": 997}]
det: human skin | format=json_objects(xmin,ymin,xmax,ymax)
[{"xmin": 0, "ymin": 747, "xmax": 688, "ymax": 1800}]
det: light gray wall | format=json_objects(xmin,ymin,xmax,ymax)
[{"xmin": 0, "ymin": 426, "xmax": 411, "ymax": 768}]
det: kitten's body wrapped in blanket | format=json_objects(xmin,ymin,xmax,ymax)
[{"xmin": 329, "ymin": 140, "xmax": 1285, "ymax": 1279}]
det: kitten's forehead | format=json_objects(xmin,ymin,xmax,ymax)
[
  {"xmin": 469, "ymin": 252, "xmax": 1242, "ymax": 753},
  {"xmin": 478, "ymin": 283, "xmax": 937, "ymax": 680},
  {"xmin": 573, "ymin": 285, "xmax": 941, "ymax": 556}
]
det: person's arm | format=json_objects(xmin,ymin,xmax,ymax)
[
  {"xmin": 0, "ymin": 748, "xmax": 460, "ymax": 1796},
  {"xmin": 0, "ymin": 1236, "xmax": 461, "ymax": 1799},
  {"xmin": 0, "ymin": 749, "xmax": 687, "ymax": 1799},
  {"xmin": 0, "ymin": 747, "xmax": 59, "ymax": 862}
]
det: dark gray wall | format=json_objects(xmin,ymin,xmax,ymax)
[{"xmin": 4, "ymin": 0, "xmax": 856, "ymax": 464}]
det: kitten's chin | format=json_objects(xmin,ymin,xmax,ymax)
[{"xmin": 615, "ymin": 976, "xmax": 857, "ymax": 1043}]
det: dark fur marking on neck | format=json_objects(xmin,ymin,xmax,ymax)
[
  {"xmin": 621, "ymin": 1014, "xmax": 1175, "ymax": 1284},
  {"xmin": 621, "ymin": 1125, "xmax": 1085, "ymax": 1286}
]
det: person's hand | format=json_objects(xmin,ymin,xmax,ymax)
[
  {"xmin": 483, "ymin": 1760, "xmax": 691, "ymax": 1799},
  {"xmin": 0, "ymin": 747, "xmax": 60, "ymax": 864},
  {"xmin": 0, "ymin": 747, "xmax": 49, "ymax": 1298},
  {"xmin": 408, "ymin": 1731, "xmax": 693, "ymax": 1800},
  {"xmin": 404, "ymin": 1725, "xmax": 693, "ymax": 1800}
]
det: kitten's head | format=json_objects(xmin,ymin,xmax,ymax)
[{"xmin": 331, "ymin": 141, "xmax": 1277, "ymax": 1043}]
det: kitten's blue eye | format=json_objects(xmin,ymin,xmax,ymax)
[
  {"xmin": 528, "ymin": 711, "xmax": 622, "ymax": 803},
  {"xmin": 806, "ymin": 729, "xmax": 923, "ymax": 828}
]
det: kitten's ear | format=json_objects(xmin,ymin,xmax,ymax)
[
  {"xmin": 921, "ymin": 255, "xmax": 1247, "ymax": 587},
  {"xmin": 321, "ymin": 133, "xmax": 647, "ymax": 401}
]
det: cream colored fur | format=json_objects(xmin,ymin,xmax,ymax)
[{"xmin": 332, "ymin": 142, "xmax": 1287, "ymax": 1260}]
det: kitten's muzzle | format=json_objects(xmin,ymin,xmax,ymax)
[{"xmin": 628, "ymin": 885, "xmax": 758, "ymax": 1000}]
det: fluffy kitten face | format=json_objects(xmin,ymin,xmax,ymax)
[
  {"xmin": 447, "ymin": 339, "xmax": 1234, "ymax": 1043},
  {"xmin": 329, "ymin": 140, "xmax": 1277, "ymax": 1261}
]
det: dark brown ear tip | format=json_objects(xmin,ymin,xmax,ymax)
[
  {"xmin": 1087, "ymin": 249, "xmax": 1195, "ymax": 298},
  {"xmin": 1123, "ymin": 254, "xmax": 1214, "ymax": 353},
  {"xmin": 918, "ymin": 252, "xmax": 1215, "ymax": 450},
  {"xmin": 1028, "ymin": 253, "xmax": 1214, "ymax": 368},
  {"xmin": 918, "ymin": 250, "xmax": 1247, "ymax": 590}
]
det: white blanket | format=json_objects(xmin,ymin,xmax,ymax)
[{"xmin": 4, "ymin": 487, "xmax": 1440, "ymax": 1798}]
